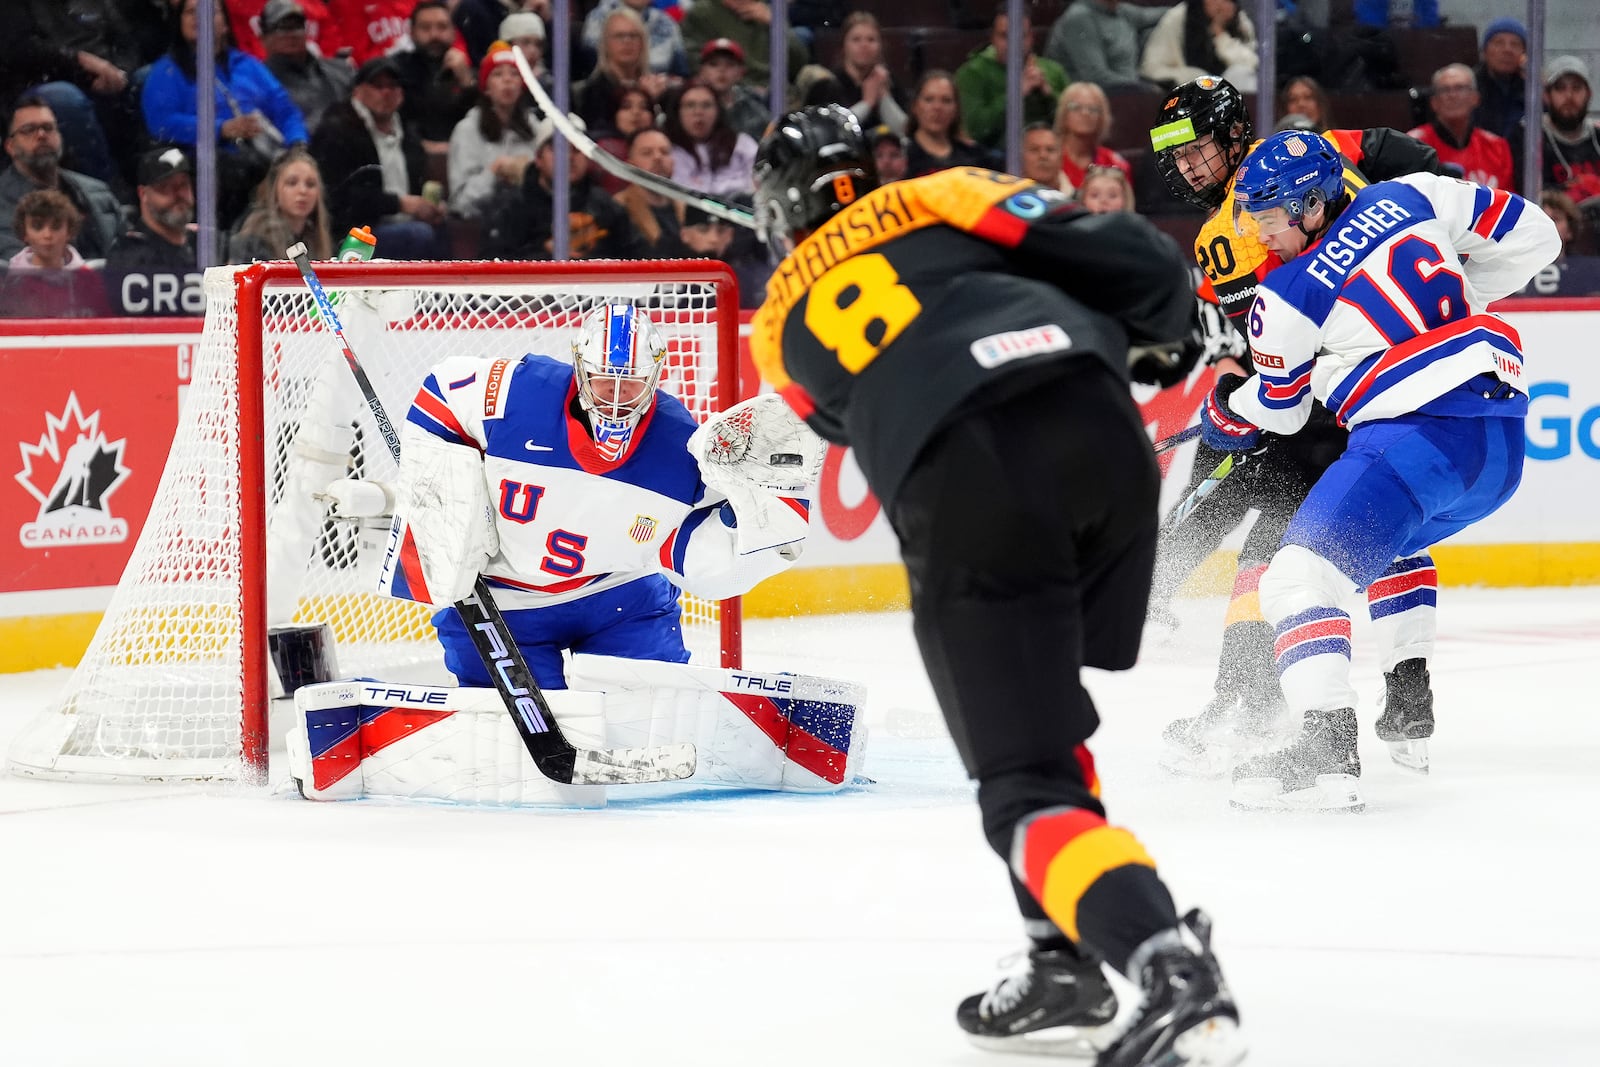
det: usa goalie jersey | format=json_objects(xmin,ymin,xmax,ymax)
[
  {"xmin": 1230, "ymin": 173, "xmax": 1560, "ymax": 435},
  {"xmin": 379, "ymin": 352, "xmax": 806, "ymax": 611}
]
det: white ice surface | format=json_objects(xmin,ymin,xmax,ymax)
[{"xmin": 2, "ymin": 588, "xmax": 1598, "ymax": 1066}]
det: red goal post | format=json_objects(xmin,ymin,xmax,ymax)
[{"xmin": 7, "ymin": 259, "xmax": 743, "ymax": 784}]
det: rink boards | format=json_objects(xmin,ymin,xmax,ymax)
[{"xmin": 1, "ymin": 300, "xmax": 1597, "ymax": 671}]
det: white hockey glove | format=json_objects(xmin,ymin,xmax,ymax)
[
  {"xmin": 377, "ymin": 425, "xmax": 498, "ymax": 606},
  {"xmin": 688, "ymin": 394, "xmax": 824, "ymax": 557},
  {"xmin": 690, "ymin": 393, "xmax": 826, "ymax": 497}
]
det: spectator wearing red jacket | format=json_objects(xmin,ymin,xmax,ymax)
[{"xmin": 1407, "ymin": 63, "xmax": 1513, "ymax": 191}]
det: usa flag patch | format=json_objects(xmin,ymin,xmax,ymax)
[{"xmin": 629, "ymin": 515, "xmax": 658, "ymax": 543}]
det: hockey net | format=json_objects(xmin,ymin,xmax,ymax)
[{"xmin": 8, "ymin": 260, "xmax": 742, "ymax": 783}]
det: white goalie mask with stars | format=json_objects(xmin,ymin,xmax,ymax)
[{"xmin": 572, "ymin": 302, "xmax": 668, "ymax": 463}]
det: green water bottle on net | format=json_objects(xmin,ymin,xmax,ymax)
[
  {"xmin": 338, "ymin": 225, "xmax": 377, "ymax": 262},
  {"xmin": 314, "ymin": 226, "xmax": 376, "ymax": 321}
]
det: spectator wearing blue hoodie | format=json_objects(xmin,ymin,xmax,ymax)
[
  {"xmin": 1352, "ymin": 0, "xmax": 1438, "ymax": 28},
  {"xmin": 141, "ymin": 0, "xmax": 308, "ymax": 226}
]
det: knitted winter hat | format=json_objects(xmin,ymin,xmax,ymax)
[
  {"xmin": 1480, "ymin": 17, "xmax": 1527, "ymax": 51},
  {"xmin": 479, "ymin": 41, "xmax": 519, "ymax": 91}
]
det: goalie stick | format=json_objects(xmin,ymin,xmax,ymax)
[
  {"xmin": 285, "ymin": 243, "xmax": 696, "ymax": 786},
  {"xmin": 511, "ymin": 46, "xmax": 757, "ymax": 230}
]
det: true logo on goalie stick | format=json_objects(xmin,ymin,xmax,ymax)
[{"xmin": 15, "ymin": 392, "xmax": 131, "ymax": 549}]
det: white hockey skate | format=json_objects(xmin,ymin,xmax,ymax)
[{"xmin": 1230, "ymin": 708, "xmax": 1364, "ymax": 813}]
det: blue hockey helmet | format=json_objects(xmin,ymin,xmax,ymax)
[{"xmin": 1231, "ymin": 131, "xmax": 1345, "ymax": 240}]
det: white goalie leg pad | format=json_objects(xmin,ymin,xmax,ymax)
[
  {"xmin": 286, "ymin": 680, "xmax": 606, "ymax": 807},
  {"xmin": 569, "ymin": 655, "xmax": 867, "ymax": 792},
  {"xmin": 376, "ymin": 424, "xmax": 498, "ymax": 606}
]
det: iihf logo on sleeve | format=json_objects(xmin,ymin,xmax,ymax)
[{"xmin": 14, "ymin": 393, "xmax": 131, "ymax": 549}]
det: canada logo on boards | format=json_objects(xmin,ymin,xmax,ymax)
[{"xmin": 14, "ymin": 393, "xmax": 131, "ymax": 549}]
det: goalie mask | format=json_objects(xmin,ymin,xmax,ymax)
[
  {"xmin": 572, "ymin": 303, "xmax": 668, "ymax": 463},
  {"xmin": 754, "ymin": 104, "xmax": 878, "ymax": 257}
]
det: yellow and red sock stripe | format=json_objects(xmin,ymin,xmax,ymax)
[
  {"xmin": 1222, "ymin": 562, "xmax": 1268, "ymax": 626},
  {"xmin": 1011, "ymin": 806, "xmax": 1156, "ymax": 942}
]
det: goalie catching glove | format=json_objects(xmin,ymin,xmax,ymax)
[
  {"xmin": 691, "ymin": 392, "xmax": 826, "ymax": 494},
  {"xmin": 688, "ymin": 393, "xmax": 826, "ymax": 558}
]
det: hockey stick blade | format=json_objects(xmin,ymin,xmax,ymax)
[
  {"xmin": 285, "ymin": 246, "xmax": 697, "ymax": 786},
  {"xmin": 1152, "ymin": 424, "xmax": 1202, "ymax": 455},
  {"xmin": 511, "ymin": 47, "xmax": 757, "ymax": 230},
  {"xmin": 1161, "ymin": 447, "xmax": 1260, "ymax": 533}
]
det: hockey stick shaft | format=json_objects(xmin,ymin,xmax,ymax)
[
  {"xmin": 1161, "ymin": 448, "xmax": 1256, "ymax": 533},
  {"xmin": 285, "ymin": 245, "xmax": 695, "ymax": 786},
  {"xmin": 1152, "ymin": 424, "xmax": 1201, "ymax": 455},
  {"xmin": 511, "ymin": 47, "xmax": 758, "ymax": 230}
]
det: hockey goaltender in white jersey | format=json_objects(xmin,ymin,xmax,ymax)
[{"xmin": 283, "ymin": 302, "xmax": 867, "ymax": 805}]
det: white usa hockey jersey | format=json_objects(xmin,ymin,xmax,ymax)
[
  {"xmin": 1231, "ymin": 173, "xmax": 1561, "ymax": 434},
  {"xmin": 381, "ymin": 353, "xmax": 808, "ymax": 609}
]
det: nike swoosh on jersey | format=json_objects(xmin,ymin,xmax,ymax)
[{"xmin": 525, "ymin": 441, "xmax": 554, "ymax": 451}]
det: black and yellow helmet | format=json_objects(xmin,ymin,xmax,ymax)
[
  {"xmin": 753, "ymin": 105, "xmax": 879, "ymax": 253},
  {"xmin": 1148, "ymin": 77, "xmax": 1254, "ymax": 211}
]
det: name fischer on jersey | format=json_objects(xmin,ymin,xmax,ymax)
[{"xmin": 1305, "ymin": 198, "xmax": 1414, "ymax": 290}]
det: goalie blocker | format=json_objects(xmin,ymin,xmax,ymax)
[{"xmin": 285, "ymin": 655, "xmax": 867, "ymax": 805}]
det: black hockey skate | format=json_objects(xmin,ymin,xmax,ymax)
[
  {"xmin": 1230, "ymin": 708, "xmax": 1362, "ymax": 812},
  {"xmin": 957, "ymin": 945, "xmax": 1119, "ymax": 1056},
  {"xmin": 1160, "ymin": 692, "xmax": 1289, "ymax": 779},
  {"xmin": 1373, "ymin": 658, "xmax": 1434, "ymax": 775},
  {"xmin": 1097, "ymin": 910, "xmax": 1245, "ymax": 1067}
]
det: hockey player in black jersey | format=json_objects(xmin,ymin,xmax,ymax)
[
  {"xmin": 1147, "ymin": 77, "xmax": 1444, "ymax": 778},
  {"xmin": 749, "ymin": 104, "xmax": 1244, "ymax": 1067}
]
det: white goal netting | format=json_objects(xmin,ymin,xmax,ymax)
[{"xmin": 8, "ymin": 261, "xmax": 740, "ymax": 783}]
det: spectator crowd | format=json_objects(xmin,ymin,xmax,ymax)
[{"xmin": 1, "ymin": 0, "xmax": 1597, "ymax": 318}]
